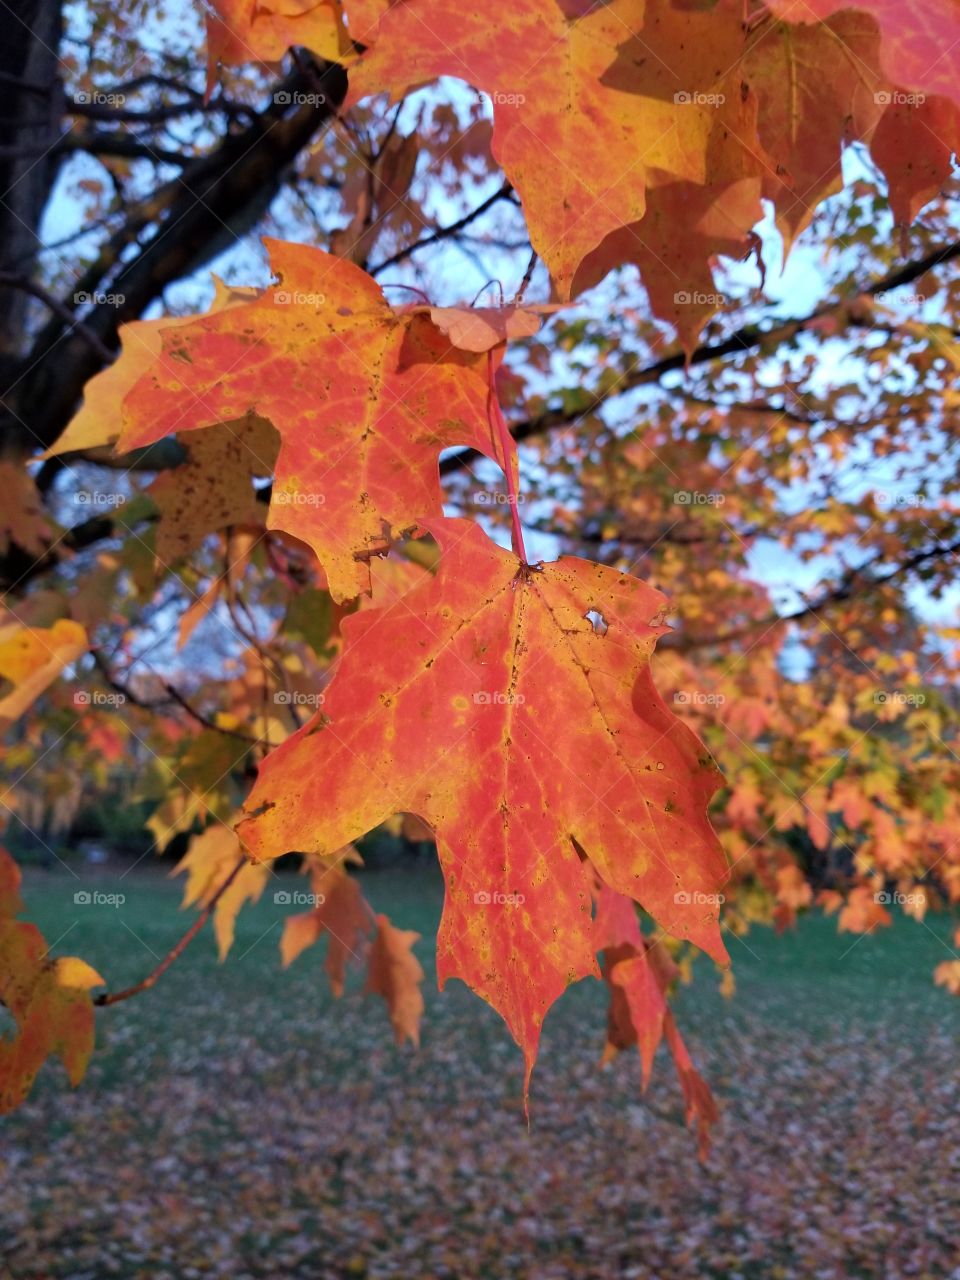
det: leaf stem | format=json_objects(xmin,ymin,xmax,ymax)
[{"xmin": 487, "ymin": 350, "xmax": 527, "ymax": 564}]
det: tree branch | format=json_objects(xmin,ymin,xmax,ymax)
[
  {"xmin": 439, "ymin": 235, "xmax": 960, "ymax": 475},
  {"xmin": 2, "ymin": 58, "xmax": 348, "ymax": 455},
  {"xmin": 370, "ymin": 182, "xmax": 515, "ymax": 275},
  {"xmin": 93, "ymin": 857, "xmax": 246, "ymax": 1006}
]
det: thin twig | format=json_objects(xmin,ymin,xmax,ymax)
[
  {"xmin": 162, "ymin": 681, "xmax": 261, "ymax": 744},
  {"xmin": 516, "ymin": 249, "xmax": 537, "ymax": 302},
  {"xmin": 370, "ymin": 183, "xmax": 514, "ymax": 274},
  {"xmin": 0, "ymin": 273, "xmax": 115, "ymax": 362},
  {"xmin": 94, "ymin": 858, "xmax": 246, "ymax": 1006}
]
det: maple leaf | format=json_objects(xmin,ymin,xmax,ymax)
[
  {"xmin": 345, "ymin": 0, "xmax": 764, "ymax": 297},
  {"xmin": 365, "ymin": 914, "xmax": 426, "ymax": 1047},
  {"xmin": 331, "ymin": 129, "xmax": 421, "ymax": 265},
  {"xmin": 44, "ymin": 278, "xmax": 260, "ymax": 460},
  {"xmin": 204, "ymin": 0, "xmax": 350, "ymax": 98},
  {"xmin": 0, "ymin": 618, "xmax": 87, "ymax": 733},
  {"xmin": 279, "ymin": 859, "xmax": 373, "ymax": 994},
  {"xmin": 934, "ymin": 959, "xmax": 960, "ymax": 995},
  {"xmin": 572, "ymin": 178, "xmax": 763, "ymax": 355},
  {"xmin": 116, "ymin": 240, "xmax": 517, "ymax": 602},
  {"xmin": 837, "ymin": 885, "xmax": 892, "ymax": 933},
  {"xmin": 603, "ymin": 942, "xmax": 667, "ymax": 1087},
  {"xmin": 775, "ymin": 864, "xmax": 814, "ymax": 910},
  {"xmin": 0, "ymin": 847, "xmax": 103, "ymax": 1114},
  {"xmin": 239, "ymin": 518, "xmax": 728, "ymax": 1092},
  {"xmin": 743, "ymin": 11, "xmax": 884, "ymax": 252},
  {"xmin": 148, "ymin": 416, "xmax": 279, "ymax": 565},
  {"xmin": 174, "ymin": 825, "xmax": 268, "ymax": 959},
  {"xmin": 418, "ymin": 303, "xmax": 564, "ymax": 354},
  {"xmin": 767, "ymin": 0, "xmax": 960, "ymax": 105},
  {"xmin": 871, "ymin": 95, "xmax": 960, "ymax": 226},
  {"xmin": 0, "ymin": 462, "xmax": 54, "ymax": 558},
  {"xmin": 595, "ymin": 881, "xmax": 718, "ymax": 1157}
]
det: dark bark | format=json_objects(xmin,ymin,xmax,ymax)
[
  {"xmin": 0, "ymin": 54, "xmax": 347, "ymax": 456},
  {"xmin": 0, "ymin": 0, "xmax": 64, "ymax": 360}
]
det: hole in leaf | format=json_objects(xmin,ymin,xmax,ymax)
[{"xmin": 585, "ymin": 609, "xmax": 608, "ymax": 636}]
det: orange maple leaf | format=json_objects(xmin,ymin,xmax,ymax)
[
  {"xmin": 0, "ymin": 848, "xmax": 103, "ymax": 1114},
  {"xmin": 365, "ymin": 914, "xmax": 426, "ymax": 1048},
  {"xmin": 768, "ymin": 0, "xmax": 960, "ymax": 105},
  {"xmin": 280, "ymin": 861, "xmax": 373, "ymax": 995},
  {"xmin": 117, "ymin": 241, "xmax": 517, "ymax": 602},
  {"xmin": 239, "ymin": 518, "xmax": 728, "ymax": 1096},
  {"xmin": 345, "ymin": 0, "xmax": 764, "ymax": 297}
]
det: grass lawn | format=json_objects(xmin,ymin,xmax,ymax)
[{"xmin": 2, "ymin": 863, "xmax": 959, "ymax": 1279}]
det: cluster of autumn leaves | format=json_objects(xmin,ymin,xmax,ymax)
[
  {"xmin": 208, "ymin": 0, "xmax": 960, "ymax": 349},
  {"xmin": 3, "ymin": 0, "xmax": 960, "ymax": 1145}
]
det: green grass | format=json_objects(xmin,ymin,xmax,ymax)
[
  {"xmin": 7, "ymin": 864, "xmax": 960, "ymax": 1279},
  {"xmin": 18, "ymin": 861, "xmax": 960, "ymax": 1077}
]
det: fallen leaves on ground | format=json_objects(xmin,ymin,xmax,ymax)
[{"xmin": 3, "ymin": 868, "xmax": 959, "ymax": 1279}]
